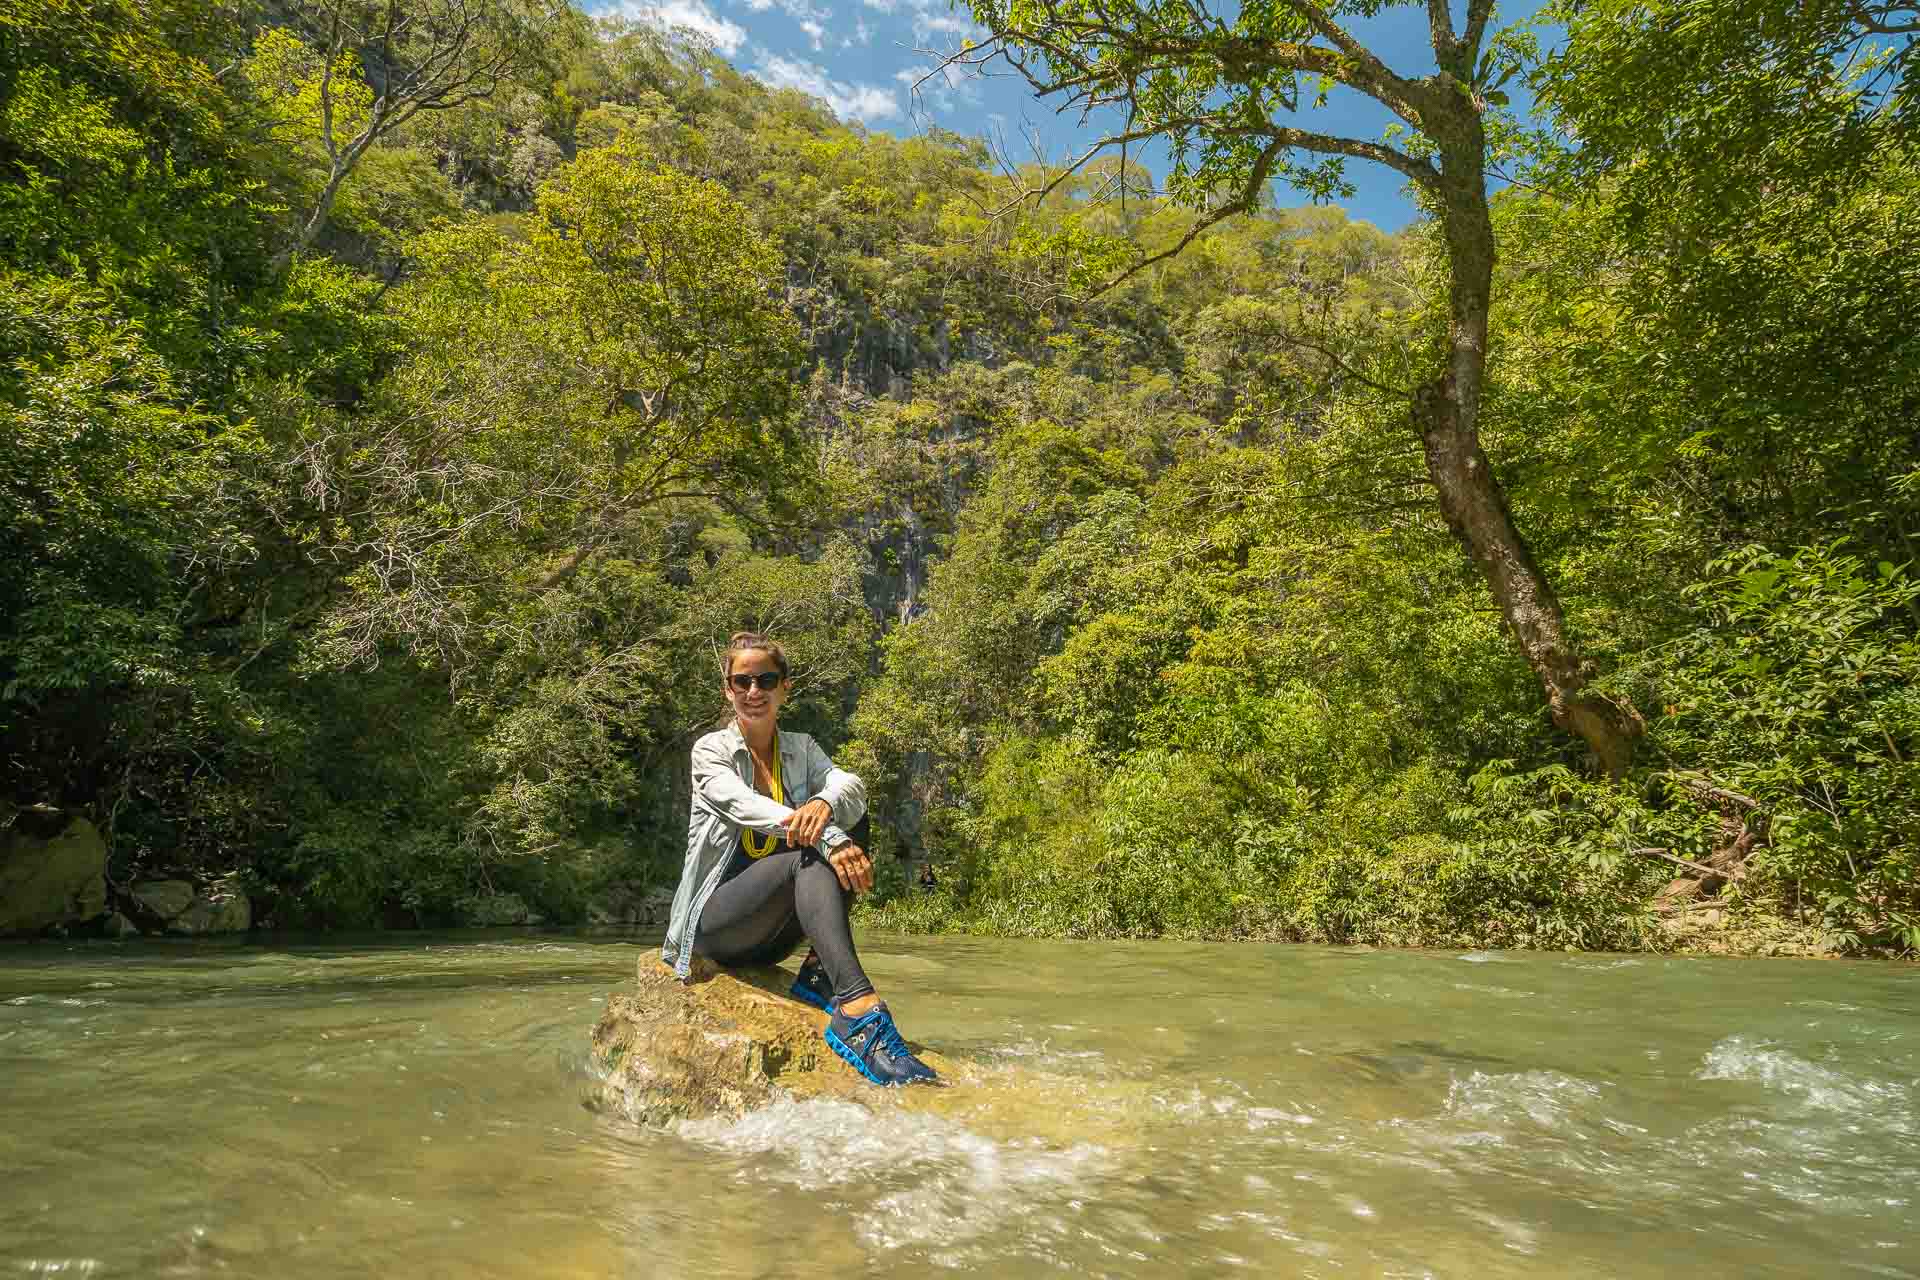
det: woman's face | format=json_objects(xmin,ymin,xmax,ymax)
[{"xmin": 724, "ymin": 648, "xmax": 788, "ymax": 729}]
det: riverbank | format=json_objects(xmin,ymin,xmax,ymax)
[{"xmin": 856, "ymin": 893, "xmax": 1895, "ymax": 960}]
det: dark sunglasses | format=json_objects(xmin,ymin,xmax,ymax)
[{"xmin": 729, "ymin": 671, "xmax": 784, "ymax": 692}]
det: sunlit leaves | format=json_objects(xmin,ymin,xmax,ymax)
[
  {"xmin": 0, "ymin": 275, "xmax": 261, "ymax": 699},
  {"xmin": 304, "ymin": 143, "xmax": 804, "ymax": 677}
]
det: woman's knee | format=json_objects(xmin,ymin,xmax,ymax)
[{"xmin": 795, "ymin": 853, "xmax": 849, "ymax": 900}]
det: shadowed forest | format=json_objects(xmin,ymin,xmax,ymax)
[{"xmin": 3, "ymin": 0, "xmax": 1916, "ymax": 952}]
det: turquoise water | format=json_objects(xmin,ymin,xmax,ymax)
[{"xmin": 0, "ymin": 933, "xmax": 1914, "ymax": 1277}]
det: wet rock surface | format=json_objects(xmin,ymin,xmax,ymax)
[{"xmin": 590, "ymin": 955, "xmax": 959, "ymax": 1125}]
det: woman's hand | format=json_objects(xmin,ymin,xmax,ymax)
[
  {"xmin": 785, "ymin": 797, "xmax": 835, "ymax": 848},
  {"xmin": 826, "ymin": 842, "xmax": 873, "ymax": 895}
]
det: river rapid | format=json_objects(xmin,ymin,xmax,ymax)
[{"xmin": 0, "ymin": 933, "xmax": 1914, "ymax": 1278}]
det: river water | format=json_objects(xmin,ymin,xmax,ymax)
[{"xmin": 1, "ymin": 933, "xmax": 1914, "ymax": 1278}]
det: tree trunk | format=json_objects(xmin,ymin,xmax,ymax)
[
  {"xmin": 271, "ymin": 97, "xmax": 386, "ymax": 275},
  {"xmin": 1417, "ymin": 386, "xmax": 1642, "ymax": 777},
  {"xmin": 1419, "ymin": 113, "xmax": 1644, "ymax": 778},
  {"xmin": 272, "ymin": 171, "xmax": 347, "ymax": 274}
]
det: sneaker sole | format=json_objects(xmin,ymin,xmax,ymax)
[
  {"xmin": 824, "ymin": 1025, "xmax": 895, "ymax": 1086},
  {"xmin": 788, "ymin": 982, "xmax": 835, "ymax": 1013}
]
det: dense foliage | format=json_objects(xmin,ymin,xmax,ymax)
[{"xmin": 2, "ymin": 0, "xmax": 1914, "ymax": 951}]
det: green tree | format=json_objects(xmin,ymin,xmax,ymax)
[
  {"xmin": 268, "ymin": 0, "xmax": 564, "ymax": 268},
  {"xmin": 299, "ymin": 140, "xmax": 808, "ymax": 669},
  {"xmin": 1533, "ymin": 0, "xmax": 1920, "ymax": 568},
  {"xmin": 951, "ymin": 0, "xmax": 1644, "ymax": 773},
  {"xmin": 1540, "ymin": 0, "xmax": 1917, "ymax": 212}
]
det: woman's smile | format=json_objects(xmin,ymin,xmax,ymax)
[{"xmin": 727, "ymin": 653, "xmax": 787, "ymax": 721}]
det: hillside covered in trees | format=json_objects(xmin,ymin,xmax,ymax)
[{"xmin": 3, "ymin": 0, "xmax": 1916, "ymax": 952}]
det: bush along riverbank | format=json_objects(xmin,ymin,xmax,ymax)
[
  {"xmin": 843, "ymin": 525, "xmax": 1918, "ymax": 960},
  {"xmin": 3, "ymin": 3, "xmax": 1915, "ymax": 951}
]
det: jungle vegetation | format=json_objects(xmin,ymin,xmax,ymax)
[{"xmin": 2, "ymin": 0, "xmax": 1915, "ymax": 951}]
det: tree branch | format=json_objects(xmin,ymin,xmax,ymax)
[
  {"xmin": 1661, "ymin": 770, "xmax": 1764, "ymax": 813},
  {"xmin": 1427, "ymin": 0, "xmax": 1457, "ymax": 54},
  {"xmin": 1633, "ymin": 846, "xmax": 1725, "ymax": 880},
  {"xmin": 1269, "ymin": 327, "xmax": 1412, "ymax": 398},
  {"xmin": 1275, "ymin": 0, "xmax": 1426, "ymax": 110},
  {"xmin": 1462, "ymin": 0, "xmax": 1496, "ymax": 61}
]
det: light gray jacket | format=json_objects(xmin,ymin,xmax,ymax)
[{"xmin": 660, "ymin": 724, "xmax": 867, "ymax": 978}]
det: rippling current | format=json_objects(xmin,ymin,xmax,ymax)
[{"xmin": 1, "ymin": 934, "xmax": 1914, "ymax": 1278}]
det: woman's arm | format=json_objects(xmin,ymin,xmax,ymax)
[
  {"xmin": 802, "ymin": 735, "xmax": 867, "ymax": 849},
  {"xmin": 690, "ymin": 734, "xmax": 794, "ymax": 833}
]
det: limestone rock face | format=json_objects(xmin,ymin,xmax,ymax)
[
  {"xmin": 0, "ymin": 813, "xmax": 108, "ymax": 935},
  {"xmin": 590, "ymin": 955, "xmax": 959, "ymax": 1126}
]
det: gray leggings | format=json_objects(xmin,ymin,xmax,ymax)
[{"xmin": 693, "ymin": 816, "xmax": 875, "ymax": 1006}]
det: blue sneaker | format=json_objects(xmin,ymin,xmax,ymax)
[
  {"xmin": 788, "ymin": 953, "xmax": 835, "ymax": 1012},
  {"xmin": 825, "ymin": 1002, "xmax": 938, "ymax": 1086}
]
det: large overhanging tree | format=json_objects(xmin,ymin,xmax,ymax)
[{"xmin": 949, "ymin": 0, "xmax": 1644, "ymax": 775}]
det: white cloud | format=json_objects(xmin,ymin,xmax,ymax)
[
  {"xmin": 799, "ymin": 16, "xmax": 826, "ymax": 47},
  {"xmin": 836, "ymin": 83, "xmax": 903, "ymax": 121},
  {"xmin": 758, "ymin": 0, "xmax": 835, "ymax": 26},
  {"xmin": 615, "ymin": 0, "xmax": 748, "ymax": 55},
  {"xmin": 752, "ymin": 52, "xmax": 902, "ymax": 122},
  {"xmin": 915, "ymin": 9, "xmax": 980, "ymax": 39},
  {"xmin": 857, "ymin": 0, "xmax": 980, "ymax": 42}
]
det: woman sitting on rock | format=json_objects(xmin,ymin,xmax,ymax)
[{"xmin": 660, "ymin": 631, "xmax": 937, "ymax": 1087}]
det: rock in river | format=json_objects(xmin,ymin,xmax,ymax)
[
  {"xmin": 592, "ymin": 955, "xmax": 1168, "ymax": 1151},
  {"xmin": 0, "ymin": 811, "xmax": 107, "ymax": 935},
  {"xmin": 590, "ymin": 955, "xmax": 960, "ymax": 1126},
  {"xmin": 130, "ymin": 879, "xmax": 251, "ymax": 934}
]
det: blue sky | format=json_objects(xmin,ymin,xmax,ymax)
[{"xmin": 590, "ymin": 1, "xmax": 1552, "ymax": 232}]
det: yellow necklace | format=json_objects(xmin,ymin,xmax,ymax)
[{"xmin": 741, "ymin": 730, "xmax": 784, "ymax": 858}]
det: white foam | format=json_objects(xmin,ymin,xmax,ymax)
[
  {"xmin": 674, "ymin": 1096, "xmax": 1106, "ymax": 1252},
  {"xmin": 1444, "ymin": 1070, "xmax": 1604, "ymax": 1131},
  {"xmin": 1245, "ymin": 1106, "xmax": 1316, "ymax": 1129},
  {"xmin": 984, "ymin": 1039, "xmax": 1106, "ymax": 1069},
  {"xmin": 1697, "ymin": 1037, "xmax": 1911, "ymax": 1124},
  {"xmin": 1158, "ymin": 1086, "xmax": 1248, "ymax": 1120}
]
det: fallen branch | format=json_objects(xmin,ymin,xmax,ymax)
[
  {"xmin": 1662, "ymin": 771, "xmax": 1763, "ymax": 813},
  {"xmin": 1633, "ymin": 846, "xmax": 1724, "ymax": 879},
  {"xmin": 1655, "ymin": 896, "xmax": 1731, "ymax": 916}
]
